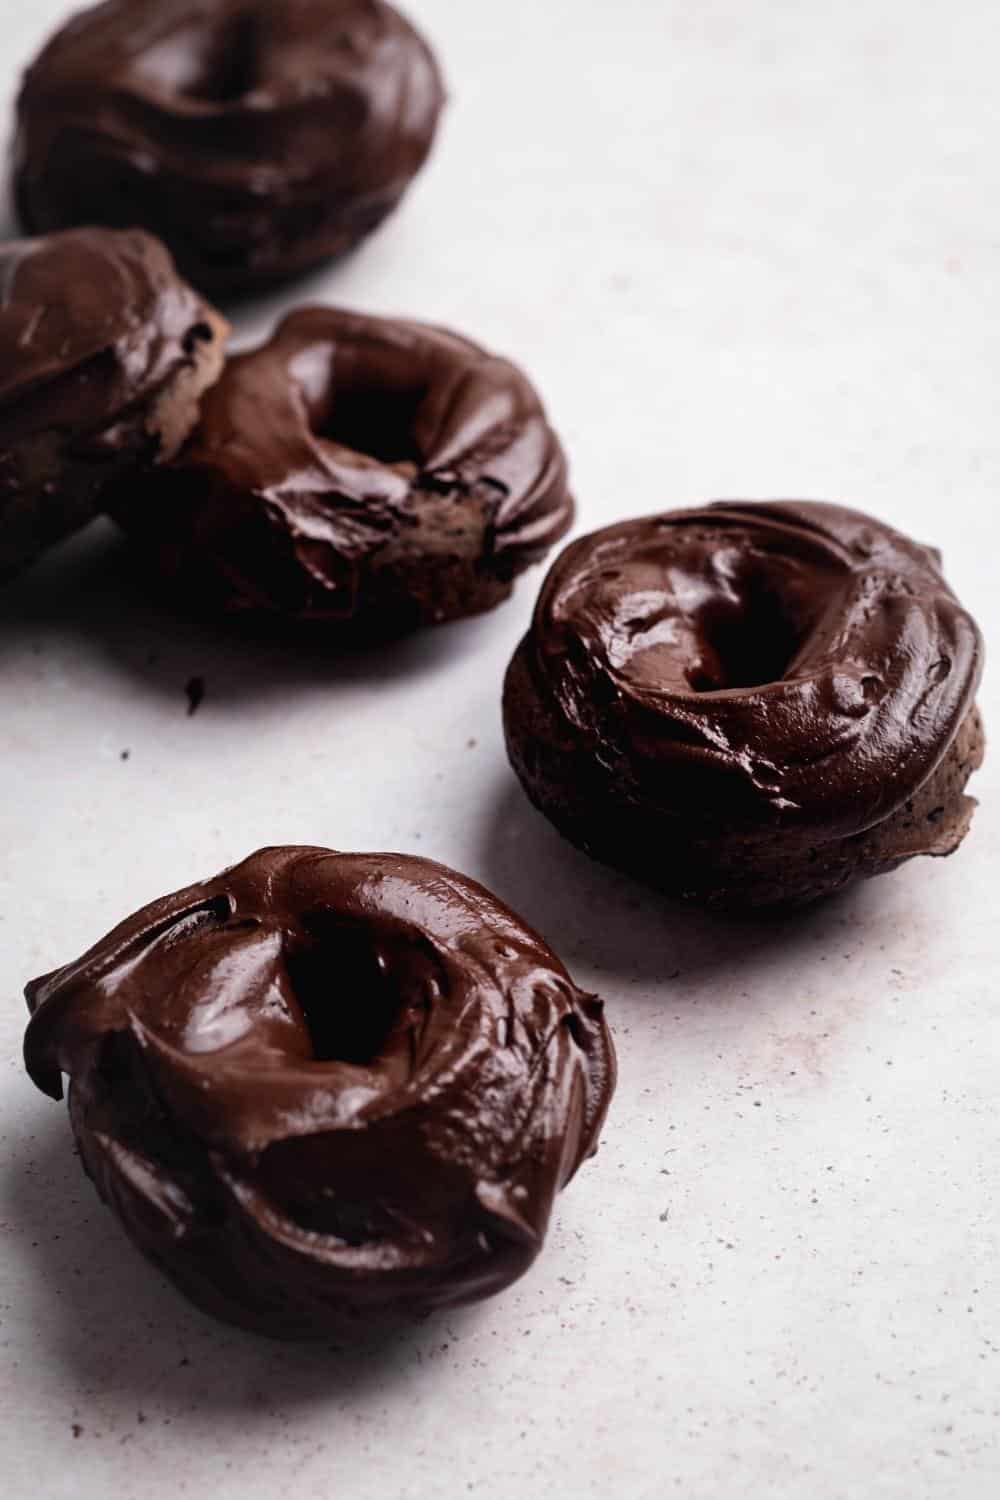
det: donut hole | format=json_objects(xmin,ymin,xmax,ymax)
[
  {"xmin": 605, "ymin": 572, "xmax": 808, "ymax": 694},
  {"xmin": 185, "ymin": 13, "xmax": 264, "ymax": 102},
  {"xmin": 606, "ymin": 545, "xmax": 831, "ymax": 694},
  {"xmin": 315, "ymin": 384, "xmax": 425, "ymax": 467},
  {"xmin": 286, "ymin": 917, "xmax": 406, "ymax": 1066},
  {"xmin": 690, "ymin": 576, "xmax": 803, "ymax": 691},
  {"xmin": 136, "ymin": 15, "xmax": 264, "ymax": 104}
]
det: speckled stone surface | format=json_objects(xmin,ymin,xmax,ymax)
[{"xmin": 1, "ymin": 3, "xmax": 998, "ymax": 1498}]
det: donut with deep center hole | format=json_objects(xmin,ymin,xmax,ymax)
[
  {"xmin": 0, "ymin": 226, "xmax": 227, "ymax": 580},
  {"xmin": 503, "ymin": 501, "xmax": 985, "ymax": 910},
  {"xmin": 110, "ymin": 306, "xmax": 575, "ymax": 636},
  {"xmin": 14, "ymin": 0, "xmax": 445, "ymax": 296},
  {"xmin": 23, "ymin": 846, "xmax": 616, "ymax": 1338}
]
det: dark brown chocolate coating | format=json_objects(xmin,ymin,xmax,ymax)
[
  {"xmin": 14, "ymin": 0, "xmax": 445, "ymax": 296},
  {"xmin": 0, "ymin": 226, "xmax": 227, "ymax": 579},
  {"xmin": 24, "ymin": 847, "xmax": 615, "ymax": 1338},
  {"xmin": 504, "ymin": 502, "xmax": 985, "ymax": 909},
  {"xmin": 112, "ymin": 306, "xmax": 574, "ymax": 635}
]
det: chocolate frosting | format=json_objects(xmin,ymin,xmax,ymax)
[
  {"xmin": 519, "ymin": 502, "xmax": 983, "ymax": 842},
  {"xmin": 24, "ymin": 847, "xmax": 615, "ymax": 1337},
  {"xmin": 0, "ymin": 226, "xmax": 227, "ymax": 576},
  {"xmin": 14, "ymin": 0, "xmax": 445, "ymax": 292},
  {"xmin": 114, "ymin": 306, "xmax": 574, "ymax": 626},
  {"xmin": 0, "ymin": 227, "xmax": 218, "ymax": 422}
]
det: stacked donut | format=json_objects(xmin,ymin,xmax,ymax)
[{"xmin": 11, "ymin": 1, "xmax": 984, "ymax": 1339}]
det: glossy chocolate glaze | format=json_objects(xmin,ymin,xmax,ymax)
[
  {"xmin": 509, "ymin": 502, "xmax": 983, "ymax": 844},
  {"xmin": 14, "ymin": 0, "xmax": 445, "ymax": 294},
  {"xmin": 113, "ymin": 306, "xmax": 574, "ymax": 631},
  {"xmin": 24, "ymin": 847, "xmax": 615, "ymax": 1337},
  {"xmin": 0, "ymin": 226, "xmax": 227, "ymax": 577}
]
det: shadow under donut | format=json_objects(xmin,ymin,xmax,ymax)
[
  {"xmin": 0, "ymin": 522, "xmax": 510, "ymax": 710},
  {"xmin": 475, "ymin": 773, "xmax": 886, "ymax": 991},
  {"xmin": 2, "ymin": 1111, "xmax": 484, "ymax": 1420}
]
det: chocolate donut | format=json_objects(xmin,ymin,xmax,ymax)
[
  {"xmin": 111, "ymin": 307, "xmax": 574, "ymax": 636},
  {"xmin": 0, "ymin": 227, "xmax": 227, "ymax": 580},
  {"xmin": 504, "ymin": 502, "xmax": 985, "ymax": 911},
  {"xmin": 24, "ymin": 847, "xmax": 615, "ymax": 1338},
  {"xmin": 14, "ymin": 0, "xmax": 445, "ymax": 296}
]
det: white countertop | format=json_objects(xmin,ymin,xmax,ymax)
[{"xmin": 1, "ymin": 2, "xmax": 998, "ymax": 1497}]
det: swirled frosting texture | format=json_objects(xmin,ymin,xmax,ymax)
[
  {"xmin": 0, "ymin": 226, "xmax": 227, "ymax": 576},
  {"xmin": 0, "ymin": 228, "xmax": 218, "ymax": 413},
  {"xmin": 15, "ymin": 0, "xmax": 445, "ymax": 293},
  {"xmin": 511, "ymin": 502, "xmax": 983, "ymax": 843},
  {"xmin": 114, "ymin": 306, "xmax": 574, "ymax": 631},
  {"xmin": 24, "ymin": 847, "xmax": 614, "ymax": 1337}
]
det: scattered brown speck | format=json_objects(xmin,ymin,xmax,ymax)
[
  {"xmin": 120, "ymin": 749, "xmax": 131, "ymax": 761},
  {"xmin": 185, "ymin": 676, "xmax": 205, "ymax": 716},
  {"xmin": 72, "ymin": 1424, "xmax": 83, "ymax": 1439}
]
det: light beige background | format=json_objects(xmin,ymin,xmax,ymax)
[{"xmin": 1, "ymin": 2, "xmax": 997, "ymax": 1497}]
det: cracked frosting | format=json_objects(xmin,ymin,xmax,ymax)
[
  {"xmin": 24, "ymin": 847, "xmax": 615, "ymax": 1337},
  {"xmin": 511, "ymin": 501, "xmax": 983, "ymax": 843},
  {"xmin": 113, "ymin": 306, "xmax": 574, "ymax": 631},
  {"xmin": 14, "ymin": 0, "xmax": 445, "ymax": 294},
  {"xmin": 0, "ymin": 226, "xmax": 227, "ymax": 577}
]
